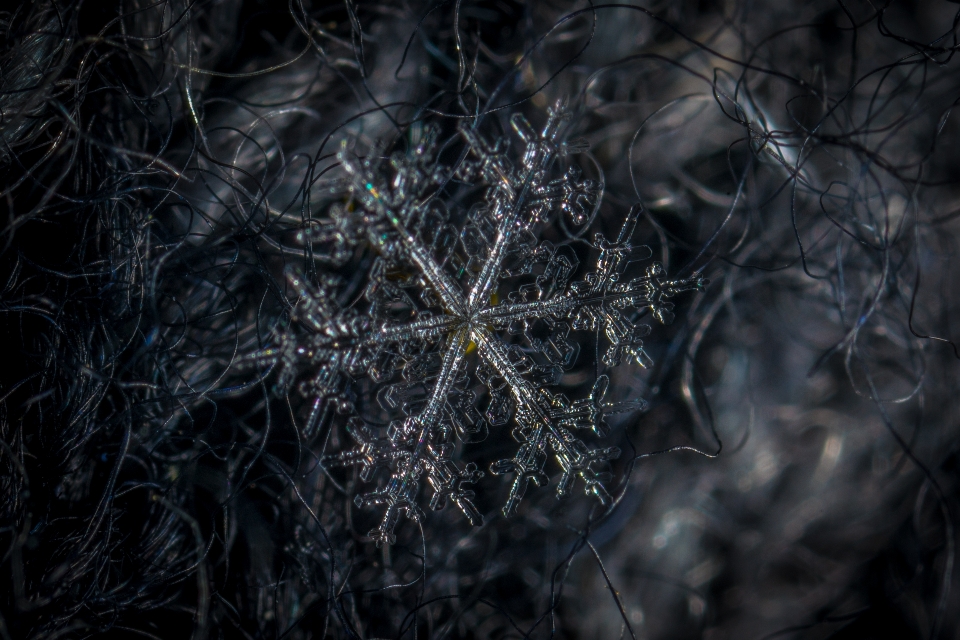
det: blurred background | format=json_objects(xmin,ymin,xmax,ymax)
[{"xmin": 2, "ymin": 0, "xmax": 959, "ymax": 638}]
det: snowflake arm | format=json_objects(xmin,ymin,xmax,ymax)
[
  {"xmin": 462, "ymin": 105, "xmax": 573, "ymax": 311},
  {"xmin": 338, "ymin": 137, "xmax": 467, "ymax": 315},
  {"xmin": 474, "ymin": 328, "xmax": 621, "ymax": 516},
  {"xmin": 325, "ymin": 325, "xmax": 483, "ymax": 546}
]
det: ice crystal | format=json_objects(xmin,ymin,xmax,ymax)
[{"xmin": 258, "ymin": 102, "xmax": 706, "ymax": 545}]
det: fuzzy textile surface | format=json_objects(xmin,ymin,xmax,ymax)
[{"xmin": 2, "ymin": 1, "xmax": 960, "ymax": 639}]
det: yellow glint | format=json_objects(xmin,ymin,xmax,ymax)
[
  {"xmin": 466, "ymin": 340, "xmax": 477, "ymax": 354},
  {"xmin": 490, "ymin": 292, "xmax": 499, "ymax": 305}
]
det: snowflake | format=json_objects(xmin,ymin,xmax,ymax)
[{"xmin": 257, "ymin": 101, "xmax": 706, "ymax": 545}]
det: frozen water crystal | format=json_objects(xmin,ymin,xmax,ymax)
[{"xmin": 254, "ymin": 101, "xmax": 706, "ymax": 545}]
